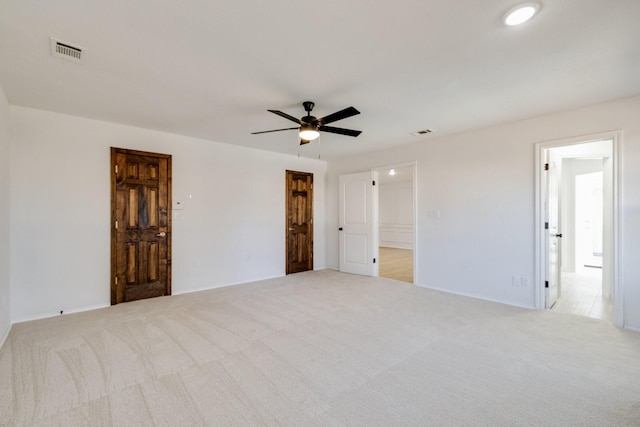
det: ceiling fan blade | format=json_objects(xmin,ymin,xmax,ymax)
[
  {"xmin": 251, "ymin": 127, "xmax": 298, "ymax": 135},
  {"xmin": 268, "ymin": 109, "xmax": 302, "ymax": 124},
  {"xmin": 319, "ymin": 106, "xmax": 360, "ymax": 125},
  {"xmin": 319, "ymin": 125, "xmax": 362, "ymax": 137},
  {"xmin": 300, "ymin": 139, "xmax": 311, "ymax": 145}
]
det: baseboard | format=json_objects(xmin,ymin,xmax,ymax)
[
  {"xmin": 172, "ymin": 273, "xmax": 286, "ymax": 296},
  {"xmin": 380, "ymin": 244, "xmax": 413, "ymax": 250},
  {"xmin": 0, "ymin": 322, "xmax": 11, "ymax": 350},
  {"xmin": 415, "ymin": 282, "xmax": 537, "ymax": 310},
  {"xmin": 12, "ymin": 303, "xmax": 110, "ymax": 324},
  {"xmin": 623, "ymin": 324, "xmax": 640, "ymax": 333}
]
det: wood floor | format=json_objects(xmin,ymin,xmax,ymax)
[
  {"xmin": 551, "ymin": 266, "xmax": 612, "ymax": 321},
  {"xmin": 379, "ymin": 247, "xmax": 413, "ymax": 283}
]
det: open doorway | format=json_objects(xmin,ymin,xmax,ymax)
[
  {"xmin": 374, "ymin": 163, "xmax": 416, "ymax": 283},
  {"xmin": 553, "ymin": 158, "xmax": 611, "ymax": 320},
  {"xmin": 536, "ymin": 135, "xmax": 620, "ymax": 324}
]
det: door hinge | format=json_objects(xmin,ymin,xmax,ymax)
[
  {"xmin": 115, "ymin": 164, "xmax": 119, "ymax": 174},
  {"xmin": 373, "ymin": 258, "xmax": 376, "ymax": 264},
  {"xmin": 310, "ymin": 218, "xmax": 313, "ymax": 224},
  {"xmin": 545, "ymin": 222, "xmax": 549, "ymax": 230},
  {"xmin": 544, "ymin": 163, "xmax": 549, "ymax": 171},
  {"xmin": 372, "ymin": 180, "xmax": 376, "ymax": 186},
  {"xmin": 115, "ymin": 276, "xmax": 119, "ymax": 285},
  {"xmin": 115, "ymin": 220, "xmax": 118, "ymax": 230},
  {"xmin": 545, "ymin": 280, "xmax": 549, "ymax": 288}
]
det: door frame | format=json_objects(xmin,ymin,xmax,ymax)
[
  {"xmin": 534, "ymin": 131, "xmax": 622, "ymax": 326},
  {"xmin": 372, "ymin": 161, "xmax": 418, "ymax": 284},
  {"xmin": 110, "ymin": 147, "xmax": 172, "ymax": 305}
]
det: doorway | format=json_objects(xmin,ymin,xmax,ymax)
[
  {"xmin": 111, "ymin": 148, "xmax": 172, "ymax": 305},
  {"xmin": 285, "ymin": 170, "xmax": 313, "ymax": 274},
  {"xmin": 375, "ymin": 163, "xmax": 416, "ymax": 284},
  {"xmin": 536, "ymin": 134, "xmax": 620, "ymax": 325}
]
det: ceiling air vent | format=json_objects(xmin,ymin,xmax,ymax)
[
  {"xmin": 50, "ymin": 37, "xmax": 84, "ymax": 63},
  {"xmin": 411, "ymin": 129, "xmax": 432, "ymax": 136}
]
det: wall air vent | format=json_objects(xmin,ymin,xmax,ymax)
[
  {"xmin": 411, "ymin": 129, "xmax": 432, "ymax": 136},
  {"xmin": 50, "ymin": 37, "xmax": 84, "ymax": 63}
]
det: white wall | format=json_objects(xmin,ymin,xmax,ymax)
[
  {"xmin": 10, "ymin": 106, "xmax": 326, "ymax": 321},
  {"xmin": 326, "ymin": 95, "xmax": 640, "ymax": 330},
  {"xmin": 0, "ymin": 86, "xmax": 11, "ymax": 344}
]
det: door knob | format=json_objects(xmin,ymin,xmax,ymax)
[{"xmin": 157, "ymin": 232, "xmax": 166, "ymax": 237}]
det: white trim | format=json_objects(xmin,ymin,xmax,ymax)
[
  {"xmin": 0, "ymin": 323, "xmax": 11, "ymax": 349},
  {"xmin": 612, "ymin": 135, "xmax": 623, "ymax": 327},
  {"xmin": 372, "ymin": 161, "xmax": 418, "ymax": 284},
  {"xmin": 11, "ymin": 303, "xmax": 110, "ymax": 324},
  {"xmin": 172, "ymin": 274, "xmax": 286, "ymax": 296},
  {"xmin": 415, "ymin": 283, "xmax": 537, "ymax": 310},
  {"xmin": 534, "ymin": 131, "xmax": 623, "ymax": 328}
]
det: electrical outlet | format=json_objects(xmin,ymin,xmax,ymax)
[{"xmin": 520, "ymin": 277, "xmax": 529, "ymax": 287}]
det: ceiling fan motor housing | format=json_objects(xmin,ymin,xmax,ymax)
[{"xmin": 302, "ymin": 101, "xmax": 315, "ymax": 113}]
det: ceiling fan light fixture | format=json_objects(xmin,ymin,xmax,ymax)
[
  {"xmin": 504, "ymin": 2, "xmax": 540, "ymax": 26},
  {"xmin": 299, "ymin": 124, "xmax": 320, "ymax": 141}
]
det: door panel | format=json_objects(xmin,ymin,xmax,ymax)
[
  {"xmin": 339, "ymin": 171, "xmax": 378, "ymax": 276},
  {"xmin": 345, "ymin": 234, "xmax": 368, "ymax": 264},
  {"xmin": 111, "ymin": 148, "xmax": 171, "ymax": 304},
  {"xmin": 286, "ymin": 170, "xmax": 313, "ymax": 274}
]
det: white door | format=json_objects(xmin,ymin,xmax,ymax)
[
  {"xmin": 545, "ymin": 159, "xmax": 561, "ymax": 308},
  {"xmin": 339, "ymin": 171, "xmax": 378, "ymax": 276}
]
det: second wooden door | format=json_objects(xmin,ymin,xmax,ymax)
[{"xmin": 286, "ymin": 170, "xmax": 313, "ymax": 274}]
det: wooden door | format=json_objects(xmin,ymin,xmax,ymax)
[
  {"xmin": 111, "ymin": 148, "xmax": 171, "ymax": 304},
  {"xmin": 286, "ymin": 170, "xmax": 313, "ymax": 274}
]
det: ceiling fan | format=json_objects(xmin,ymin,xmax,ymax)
[{"xmin": 252, "ymin": 101, "xmax": 362, "ymax": 145}]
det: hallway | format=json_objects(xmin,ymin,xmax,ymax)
[
  {"xmin": 552, "ymin": 266, "xmax": 612, "ymax": 321},
  {"xmin": 379, "ymin": 247, "xmax": 413, "ymax": 283}
]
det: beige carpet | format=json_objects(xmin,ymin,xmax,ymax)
[{"xmin": 1, "ymin": 270, "xmax": 639, "ymax": 426}]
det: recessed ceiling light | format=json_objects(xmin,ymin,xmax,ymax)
[
  {"xmin": 504, "ymin": 2, "xmax": 540, "ymax": 26},
  {"xmin": 389, "ymin": 169, "xmax": 396, "ymax": 176}
]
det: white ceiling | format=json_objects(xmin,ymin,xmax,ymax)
[{"xmin": 1, "ymin": 0, "xmax": 639, "ymax": 160}]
